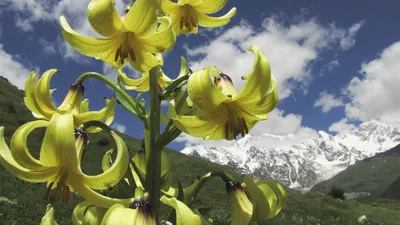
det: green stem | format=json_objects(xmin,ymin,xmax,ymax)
[
  {"xmin": 144, "ymin": 66, "xmax": 162, "ymax": 222},
  {"xmin": 75, "ymin": 72, "xmax": 142, "ymax": 118},
  {"xmin": 157, "ymin": 90, "xmax": 188, "ymax": 148}
]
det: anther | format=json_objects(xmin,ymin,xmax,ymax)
[
  {"xmin": 190, "ymin": 16, "xmax": 197, "ymax": 28},
  {"xmin": 115, "ymin": 46, "xmax": 122, "ymax": 62},
  {"xmin": 128, "ymin": 46, "xmax": 136, "ymax": 62},
  {"xmin": 63, "ymin": 184, "xmax": 71, "ymax": 204},
  {"xmin": 180, "ymin": 16, "xmax": 186, "ymax": 30}
]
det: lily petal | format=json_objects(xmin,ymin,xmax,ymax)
[
  {"xmin": 0, "ymin": 127, "xmax": 58, "ymax": 182},
  {"xmin": 160, "ymin": 196, "xmax": 202, "ymax": 225},
  {"xmin": 119, "ymin": 70, "xmax": 150, "ymax": 91},
  {"xmin": 235, "ymin": 78, "xmax": 278, "ymax": 120},
  {"xmin": 34, "ymin": 69, "xmax": 58, "ymax": 118},
  {"xmin": 194, "ymin": 0, "xmax": 229, "ymax": 14},
  {"xmin": 168, "ymin": 100, "xmax": 227, "ymax": 138},
  {"xmin": 197, "ymin": 7, "xmax": 236, "ymax": 28},
  {"xmin": 255, "ymin": 180, "xmax": 287, "ymax": 219},
  {"xmin": 127, "ymin": 46, "xmax": 161, "ymax": 72},
  {"xmin": 87, "ymin": 0, "xmax": 123, "ymax": 37},
  {"xmin": 187, "ymin": 68, "xmax": 230, "ymax": 114},
  {"xmin": 179, "ymin": 0, "xmax": 203, "ymax": 5},
  {"xmin": 243, "ymin": 176, "xmax": 285, "ymax": 221},
  {"xmin": 72, "ymin": 201, "xmax": 106, "ymax": 225},
  {"xmin": 101, "ymin": 149, "xmax": 114, "ymax": 173},
  {"xmin": 79, "ymin": 99, "xmax": 90, "ymax": 114},
  {"xmin": 100, "ymin": 204, "xmax": 137, "ymax": 225},
  {"xmin": 161, "ymin": 0, "xmax": 180, "ymax": 14},
  {"xmin": 234, "ymin": 46, "xmax": 273, "ymax": 104},
  {"xmin": 60, "ymin": 16, "xmax": 125, "ymax": 69},
  {"xmin": 40, "ymin": 113, "xmax": 76, "ymax": 167},
  {"xmin": 138, "ymin": 17, "xmax": 176, "ymax": 53},
  {"xmin": 177, "ymin": 56, "xmax": 189, "ymax": 79},
  {"xmin": 69, "ymin": 174, "xmax": 134, "ymax": 208},
  {"xmin": 74, "ymin": 97, "xmax": 116, "ymax": 128},
  {"xmin": 10, "ymin": 120, "xmax": 49, "ymax": 170},
  {"xmin": 119, "ymin": 66, "xmax": 171, "ymax": 91},
  {"xmin": 123, "ymin": 0, "xmax": 158, "ymax": 36},
  {"xmin": 24, "ymin": 70, "xmax": 44, "ymax": 117},
  {"xmin": 80, "ymin": 131, "xmax": 129, "ymax": 190},
  {"xmin": 86, "ymin": 98, "xmax": 116, "ymax": 133}
]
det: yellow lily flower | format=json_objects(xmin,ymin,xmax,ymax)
[
  {"xmin": 0, "ymin": 113, "xmax": 133, "ymax": 208},
  {"xmin": 226, "ymin": 176, "xmax": 286, "ymax": 225},
  {"xmin": 24, "ymin": 69, "xmax": 116, "ymax": 132},
  {"xmin": 60, "ymin": 0, "xmax": 176, "ymax": 72},
  {"xmin": 160, "ymin": 196, "xmax": 202, "ymax": 225},
  {"xmin": 118, "ymin": 54, "xmax": 171, "ymax": 92},
  {"xmin": 118, "ymin": 55, "xmax": 189, "ymax": 92},
  {"xmin": 100, "ymin": 196, "xmax": 202, "ymax": 225},
  {"xmin": 100, "ymin": 201, "xmax": 156, "ymax": 225},
  {"xmin": 161, "ymin": 0, "xmax": 237, "ymax": 35},
  {"xmin": 72, "ymin": 201, "xmax": 107, "ymax": 225},
  {"xmin": 168, "ymin": 46, "xmax": 278, "ymax": 140}
]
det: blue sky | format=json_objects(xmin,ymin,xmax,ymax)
[{"xmin": 0, "ymin": 0, "xmax": 399, "ymax": 151}]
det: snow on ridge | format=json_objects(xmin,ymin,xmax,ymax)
[{"xmin": 180, "ymin": 120, "xmax": 400, "ymax": 191}]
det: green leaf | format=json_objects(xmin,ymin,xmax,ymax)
[{"xmin": 115, "ymin": 78, "xmax": 139, "ymax": 116}]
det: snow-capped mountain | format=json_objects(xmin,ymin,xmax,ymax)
[{"xmin": 181, "ymin": 120, "xmax": 400, "ymax": 191}]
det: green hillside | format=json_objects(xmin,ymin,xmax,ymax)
[
  {"xmin": 381, "ymin": 176, "xmax": 400, "ymax": 200},
  {"xmin": 1, "ymin": 76, "xmax": 400, "ymax": 225},
  {"xmin": 312, "ymin": 144, "xmax": 400, "ymax": 198}
]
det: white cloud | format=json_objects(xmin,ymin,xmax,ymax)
[
  {"xmin": 314, "ymin": 91, "xmax": 344, "ymax": 113},
  {"xmin": 0, "ymin": 44, "xmax": 32, "ymax": 90},
  {"xmin": 328, "ymin": 118, "xmax": 356, "ymax": 134},
  {"xmin": 327, "ymin": 59, "xmax": 340, "ymax": 71},
  {"xmin": 38, "ymin": 38, "xmax": 57, "ymax": 55},
  {"xmin": 344, "ymin": 41, "xmax": 400, "ymax": 127},
  {"xmin": 339, "ymin": 21, "xmax": 365, "ymax": 50},
  {"xmin": 4, "ymin": 0, "xmax": 129, "ymax": 61},
  {"xmin": 184, "ymin": 17, "xmax": 364, "ymax": 100},
  {"xmin": 102, "ymin": 63, "xmax": 119, "ymax": 84},
  {"xmin": 111, "ymin": 122, "xmax": 127, "ymax": 134}
]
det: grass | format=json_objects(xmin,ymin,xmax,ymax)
[{"xmin": 1, "ymin": 76, "xmax": 400, "ymax": 225}]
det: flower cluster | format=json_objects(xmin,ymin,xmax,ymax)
[{"xmin": 0, "ymin": 0, "xmax": 286, "ymax": 224}]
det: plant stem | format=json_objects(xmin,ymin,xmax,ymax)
[{"xmin": 144, "ymin": 66, "xmax": 161, "ymax": 222}]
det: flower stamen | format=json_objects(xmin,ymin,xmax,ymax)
[
  {"xmin": 44, "ymin": 169, "xmax": 71, "ymax": 204},
  {"xmin": 225, "ymin": 107, "xmax": 249, "ymax": 140}
]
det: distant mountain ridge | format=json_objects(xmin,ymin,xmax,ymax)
[
  {"xmin": 312, "ymin": 143, "xmax": 400, "ymax": 199},
  {"xmin": 181, "ymin": 120, "xmax": 400, "ymax": 191}
]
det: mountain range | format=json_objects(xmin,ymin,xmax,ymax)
[{"xmin": 181, "ymin": 120, "xmax": 400, "ymax": 191}]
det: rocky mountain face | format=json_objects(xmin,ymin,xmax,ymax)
[{"xmin": 181, "ymin": 120, "xmax": 400, "ymax": 191}]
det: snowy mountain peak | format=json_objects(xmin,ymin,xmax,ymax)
[
  {"xmin": 235, "ymin": 134, "xmax": 252, "ymax": 148},
  {"xmin": 317, "ymin": 130, "xmax": 331, "ymax": 139},
  {"xmin": 181, "ymin": 120, "xmax": 400, "ymax": 191}
]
